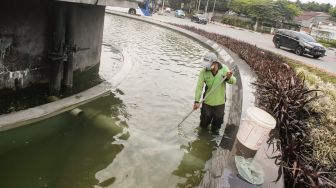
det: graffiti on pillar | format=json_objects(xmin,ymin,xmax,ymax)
[
  {"xmin": 0, "ymin": 35, "xmax": 49, "ymax": 90},
  {"xmin": 0, "ymin": 36, "xmax": 12, "ymax": 73}
]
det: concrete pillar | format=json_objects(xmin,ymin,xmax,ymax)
[
  {"xmin": 49, "ymin": 2, "xmax": 66, "ymax": 95},
  {"xmin": 63, "ymin": 4, "xmax": 75, "ymax": 90}
]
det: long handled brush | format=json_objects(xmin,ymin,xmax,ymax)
[{"xmin": 177, "ymin": 65, "xmax": 237, "ymax": 127}]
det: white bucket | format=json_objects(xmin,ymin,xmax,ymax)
[{"xmin": 237, "ymin": 107, "xmax": 276, "ymax": 150}]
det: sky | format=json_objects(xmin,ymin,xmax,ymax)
[{"xmin": 289, "ymin": 0, "xmax": 336, "ymax": 6}]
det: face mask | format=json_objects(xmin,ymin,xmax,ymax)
[
  {"xmin": 205, "ymin": 63, "xmax": 215, "ymax": 71},
  {"xmin": 205, "ymin": 67, "xmax": 212, "ymax": 71}
]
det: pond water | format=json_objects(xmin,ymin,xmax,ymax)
[{"xmin": 0, "ymin": 14, "xmax": 224, "ymax": 188}]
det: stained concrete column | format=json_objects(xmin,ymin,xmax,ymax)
[
  {"xmin": 63, "ymin": 4, "xmax": 75, "ymax": 90},
  {"xmin": 49, "ymin": 2, "xmax": 66, "ymax": 95}
]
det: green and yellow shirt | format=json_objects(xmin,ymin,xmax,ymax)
[{"xmin": 195, "ymin": 64, "xmax": 236, "ymax": 106}]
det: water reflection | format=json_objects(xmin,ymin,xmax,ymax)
[
  {"xmin": 0, "ymin": 94, "xmax": 129, "ymax": 188},
  {"xmin": 1, "ymin": 13, "xmax": 214, "ymax": 188},
  {"xmin": 96, "ymin": 14, "xmax": 212, "ymax": 187},
  {"xmin": 172, "ymin": 129, "xmax": 218, "ymax": 187}
]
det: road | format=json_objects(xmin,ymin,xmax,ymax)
[{"xmin": 149, "ymin": 13, "xmax": 336, "ymax": 74}]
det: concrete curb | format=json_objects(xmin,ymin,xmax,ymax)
[
  {"xmin": 0, "ymin": 82, "xmax": 110, "ymax": 131},
  {"xmin": 0, "ymin": 44, "xmax": 133, "ymax": 131}
]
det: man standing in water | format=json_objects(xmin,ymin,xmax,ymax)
[{"xmin": 193, "ymin": 52, "xmax": 236, "ymax": 134}]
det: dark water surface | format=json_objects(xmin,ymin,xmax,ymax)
[{"xmin": 0, "ymin": 14, "xmax": 221, "ymax": 188}]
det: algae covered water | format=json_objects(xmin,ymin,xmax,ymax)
[{"xmin": 0, "ymin": 14, "xmax": 220, "ymax": 188}]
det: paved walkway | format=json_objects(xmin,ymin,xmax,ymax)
[{"xmin": 149, "ymin": 14, "xmax": 336, "ymax": 74}]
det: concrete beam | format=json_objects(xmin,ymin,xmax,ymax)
[{"xmin": 56, "ymin": 0, "xmax": 121, "ymax": 6}]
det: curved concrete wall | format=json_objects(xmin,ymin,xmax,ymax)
[
  {"xmin": 105, "ymin": 11, "xmax": 257, "ymax": 149},
  {"xmin": 72, "ymin": 4, "xmax": 105, "ymax": 71},
  {"xmin": 104, "ymin": 12, "xmax": 285, "ymax": 188}
]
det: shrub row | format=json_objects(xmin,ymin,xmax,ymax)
[
  {"xmin": 316, "ymin": 38, "xmax": 336, "ymax": 49},
  {"xmin": 221, "ymin": 15, "xmax": 254, "ymax": 30},
  {"xmin": 173, "ymin": 24, "xmax": 336, "ymax": 187},
  {"xmin": 296, "ymin": 67, "xmax": 336, "ymax": 168}
]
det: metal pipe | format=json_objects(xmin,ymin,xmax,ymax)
[
  {"xmin": 47, "ymin": 96, "xmax": 123, "ymax": 135},
  {"xmin": 69, "ymin": 108, "xmax": 83, "ymax": 116},
  {"xmin": 81, "ymin": 108, "xmax": 123, "ymax": 135}
]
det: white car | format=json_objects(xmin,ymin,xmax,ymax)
[
  {"xmin": 106, "ymin": 6, "xmax": 145, "ymax": 16},
  {"xmin": 175, "ymin": 10, "xmax": 185, "ymax": 18},
  {"xmin": 165, "ymin": 7, "xmax": 171, "ymax": 13}
]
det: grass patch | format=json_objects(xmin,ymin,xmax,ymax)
[
  {"xmin": 317, "ymin": 38, "xmax": 336, "ymax": 49},
  {"xmin": 285, "ymin": 57, "xmax": 336, "ymax": 84}
]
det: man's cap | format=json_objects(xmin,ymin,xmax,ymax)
[{"xmin": 202, "ymin": 52, "xmax": 217, "ymax": 68}]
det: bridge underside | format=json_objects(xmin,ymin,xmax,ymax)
[{"xmin": 0, "ymin": 0, "xmax": 105, "ymax": 93}]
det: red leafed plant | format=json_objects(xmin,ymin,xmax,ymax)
[{"xmin": 173, "ymin": 24, "xmax": 336, "ymax": 187}]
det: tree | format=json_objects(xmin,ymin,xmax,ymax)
[
  {"xmin": 300, "ymin": 1, "xmax": 332, "ymax": 13},
  {"xmin": 228, "ymin": 0, "xmax": 301, "ymax": 31},
  {"xmin": 212, "ymin": 0, "xmax": 231, "ymax": 12},
  {"xmin": 229, "ymin": 0, "xmax": 254, "ymax": 16},
  {"xmin": 247, "ymin": 0, "xmax": 279, "ymax": 20},
  {"xmin": 330, "ymin": 7, "xmax": 336, "ymax": 17},
  {"xmin": 229, "ymin": 0, "xmax": 301, "ymax": 22},
  {"xmin": 325, "ymin": 3, "xmax": 332, "ymax": 12},
  {"xmin": 295, "ymin": 0, "xmax": 302, "ymax": 7},
  {"xmin": 192, "ymin": 0, "xmax": 230, "ymax": 13},
  {"xmin": 168, "ymin": 0, "xmax": 188, "ymax": 10},
  {"xmin": 274, "ymin": 0, "xmax": 301, "ymax": 21}
]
